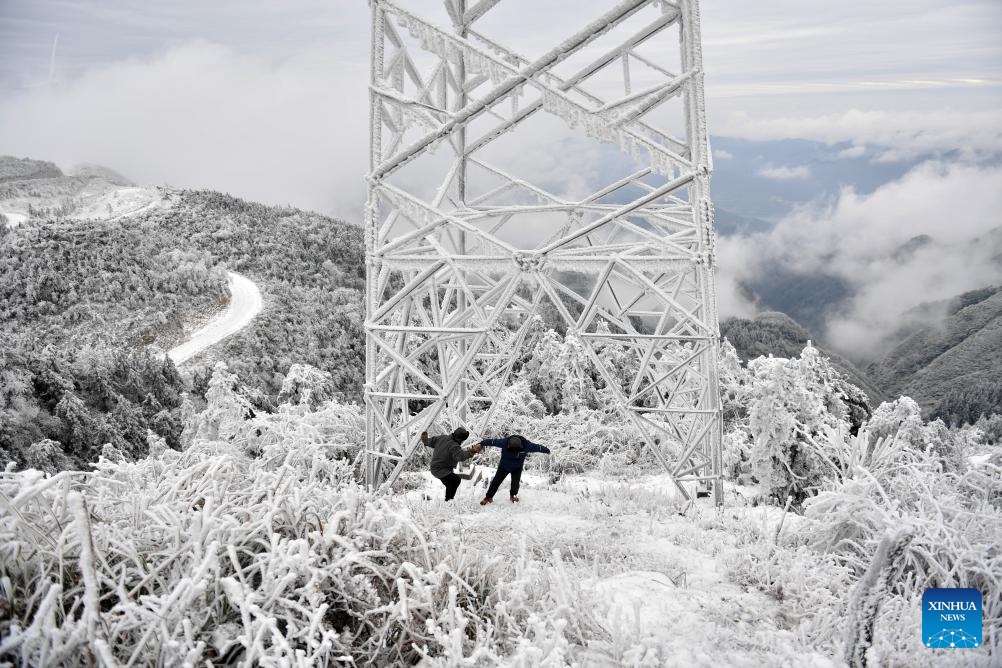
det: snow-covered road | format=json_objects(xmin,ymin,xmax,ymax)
[{"xmin": 168, "ymin": 272, "xmax": 263, "ymax": 366}]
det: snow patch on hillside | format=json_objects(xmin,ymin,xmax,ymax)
[
  {"xmin": 0, "ymin": 178, "xmax": 164, "ymax": 222},
  {"xmin": 1, "ymin": 210, "xmax": 27, "ymax": 228},
  {"xmin": 73, "ymin": 185, "xmax": 164, "ymax": 220}
]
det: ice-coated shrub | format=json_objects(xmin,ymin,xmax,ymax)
[
  {"xmin": 145, "ymin": 428, "xmax": 168, "ymax": 458},
  {"xmin": 476, "ymin": 407, "xmax": 661, "ymax": 475},
  {"xmin": 0, "ymin": 436, "xmax": 604, "ymax": 665},
  {"xmin": 798, "ymin": 429, "xmax": 1002, "ymax": 662},
  {"xmin": 744, "ymin": 344, "xmax": 860, "ymax": 503},
  {"xmin": 487, "ymin": 380, "xmax": 547, "ymax": 430},
  {"xmin": 22, "ymin": 439, "xmax": 73, "ymax": 474},
  {"xmin": 190, "ymin": 361, "xmax": 255, "ymax": 445},
  {"xmin": 520, "ymin": 329, "xmax": 600, "ymax": 413},
  {"xmin": 721, "ymin": 427, "xmax": 753, "ymax": 482},
  {"xmin": 867, "ymin": 397, "xmax": 963, "ymax": 471},
  {"xmin": 717, "ymin": 339, "xmax": 747, "ymax": 430},
  {"xmin": 99, "ymin": 443, "xmax": 125, "ymax": 462},
  {"xmin": 867, "ymin": 397, "xmax": 925, "ymax": 445},
  {"xmin": 974, "ymin": 413, "xmax": 1002, "ymax": 445},
  {"xmin": 248, "ymin": 399, "xmax": 366, "ymax": 479},
  {"xmin": 277, "ymin": 363, "xmax": 338, "ymax": 410}
]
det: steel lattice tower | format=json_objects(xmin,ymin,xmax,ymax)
[{"xmin": 365, "ymin": 0, "xmax": 723, "ymax": 505}]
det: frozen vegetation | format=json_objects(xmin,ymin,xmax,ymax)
[
  {"xmin": 2, "ymin": 164, "xmax": 1000, "ymax": 664},
  {"xmin": 1, "ymin": 183, "xmax": 364, "ymax": 474},
  {"xmin": 2, "ymin": 338, "xmax": 999, "ymax": 666}
]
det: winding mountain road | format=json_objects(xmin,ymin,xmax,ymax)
[{"xmin": 167, "ymin": 271, "xmax": 263, "ymax": 366}]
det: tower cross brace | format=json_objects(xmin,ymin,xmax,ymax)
[{"xmin": 364, "ymin": 0, "xmax": 724, "ymax": 506}]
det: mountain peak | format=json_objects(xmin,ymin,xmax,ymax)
[{"xmin": 0, "ymin": 156, "xmax": 63, "ymax": 183}]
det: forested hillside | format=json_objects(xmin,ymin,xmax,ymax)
[
  {"xmin": 150, "ymin": 189, "xmax": 366, "ymax": 401},
  {"xmin": 1, "ymin": 177, "xmax": 229, "ymax": 470},
  {"xmin": 869, "ymin": 286, "xmax": 1002, "ymax": 423},
  {"xmin": 0, "ymin": 346, "xmax": 186, "ymax": 471},
  {"xmin": 1, "ymin": 217, "xmax": 229, "ymax": 350},
  {"xmin": 0, "ymin": 156, "xmax": 62, "ymax": 183},
  {"xmin": 2, "ymin": 173, "xmax": 364, "ymax": 470},
  {"xmin": 721, "ymin": 311, "xmax": 884, "ymax": 404}
]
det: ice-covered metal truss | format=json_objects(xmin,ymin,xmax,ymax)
[{"xmin": 364, "ymin": 0, "xmax": 723, "ymax": 505}]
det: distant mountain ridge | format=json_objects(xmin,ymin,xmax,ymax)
[
  {"xmin": 721, "ymin": 311, "xmax": 885, "ymax": 404},
  {"xmin": 722, "ymin": 286, "xmax": 1002, "ymax": 423},
  {"xmin": 0, "ymin": 156, "xmax": 62, "ymax": 183},
  {"xmin": 869, "ymin": 286, "xmax": 1002, "ymax": 423}
]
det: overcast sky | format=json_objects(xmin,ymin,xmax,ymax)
[{"xmin": 2, "ymin": 0, "xmax": 1000, "ymax": 215}]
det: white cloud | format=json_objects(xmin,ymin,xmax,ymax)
[
  {"xmin": 713, "ymin": 148, "xmax": 734, "ymax": 160},
  {"xmin": 713, "ymin": 267, "xmax": 758, "ymax": 320},
  {"xmin": 757, "ymin": 164, "xmax": 811, "ymax": 180},
  {"xmin": 717, "ymin": 160, "xmax": 1002, "ymax": 356},
  {"xmin": 719, "ymin": 108, "xmax": 1002, "ymax": 161},
  {"xmin": 836, "ymin": 145, "xmax": 867, "ymax": 159}
]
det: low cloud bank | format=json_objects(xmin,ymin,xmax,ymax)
[
  {"xmin": 0, "ymin": 42, "xmax": 369, "ymax": 221},
  {"xmin": 720, "ymin": 109, "xmax": 1002, "ymax": 163},
  {"xmin": 717, "ymin": 160, "xmax": 1002, "ymax": 358}
]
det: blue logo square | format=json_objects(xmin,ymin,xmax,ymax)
[{"xmin": 922, "ymin": 588, "xmax": 982, "ymax": 648}]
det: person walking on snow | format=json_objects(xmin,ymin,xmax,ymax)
[
  {"xmin": 478, "ymin": 435, "xmax": 550, "ymax": 505},
  {"xmin": 423, "ymin": 428, "xmax": 481, "ymax": 501}
]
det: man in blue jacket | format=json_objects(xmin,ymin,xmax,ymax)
[{"xmin": 477, "ymin": 435, "xmax": 550, "ymax": 505}]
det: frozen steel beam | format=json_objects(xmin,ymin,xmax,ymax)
[{"xmin": 365, "ymin": 0, "xmax": 725, "ymax": 507}]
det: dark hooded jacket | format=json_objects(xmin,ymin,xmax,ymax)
[
  {"xmin": 480, "ymin": 434, "xmax": 550, "ymax": 472},
  {"xmin": 426, "ymin": 431, "xmax": 473, "ymax": 479}
]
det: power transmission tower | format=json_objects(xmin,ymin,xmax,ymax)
[{"xmin": 364, "ymin": 0, "xmax": 724, "ymax": 505}]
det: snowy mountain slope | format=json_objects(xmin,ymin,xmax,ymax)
[
  {"xmin": 2, "ymin": 357, "xmax": 997, "ymax": 666},
  {"xmin": 0, "ymin": 156, "xmax": 61, "ymax": 183},
  {"xmin": 869, "ymin": 286, "xmax": 1002, "ymax": 421},
  {"xmin": 0, "ymin": 168, "xmax": 164, "ymax": 223},
  {"xmin": 721, "ymin": 311, "xmax": 885, "ymax": 404},
  {"xmin": 2, "ymin": 161, "xmax": 365, "ymax": 399}
]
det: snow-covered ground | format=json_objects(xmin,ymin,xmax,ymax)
[
  {"xmin": 78, "ymin": 186, "xmax": 163, "ymax": 220},
  {"xmin": 1, "ymin": 209, "xmax": 27, "ymax": 228},
  {"xmin": 400, "ymin": 470, "xmax": 837, "ymax": 666},
  {"xmin": 168, "ymin": 271, "xmax": 263, "ymax": 365},
  {"xmin": 0, "ymin": 181, "xmax": 163, "ymax": 224},
  {"xmin": 3, "ymin": 373, "xmax": 998, "ymax": 665}
]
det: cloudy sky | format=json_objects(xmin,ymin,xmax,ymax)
[
  {"xmin": 1, "ymin": 0, "xmax": 1001, "ymax": 354},
  {"xmin": 2, "ymin": 0, "xmax": 999, "ymax": 213}
]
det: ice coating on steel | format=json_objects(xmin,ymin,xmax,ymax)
[{"xmin": 365, "ymin": 0, "xmax": 724, "ymax": 506}]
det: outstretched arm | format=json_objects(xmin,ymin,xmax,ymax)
[
  {"xmin": 479, "ymin": 438, "xmax": 507, "ymax": 449},
  {"xmin": 525, "ymin": 441, "xmax": 551, "ymax": 454},
  {"xmin": 452, "ymin": 441, "xmax": 482, "ymax": 464}
]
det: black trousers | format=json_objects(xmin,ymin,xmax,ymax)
[
  {"xmin": 486, "ymin": 468, "xmax": 522, "ymax": 499},
  {"xmin": 439, "ymin": 472, "xmax": 462, "ymax": 501}
]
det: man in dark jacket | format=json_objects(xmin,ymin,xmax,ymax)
[
  {"xmin": 477, "ymin": 435, "xmax": 550, "ymax": 505},
  {"xmin": 422, "ymin": 428, "xmax": 481, "ymax": 501}
]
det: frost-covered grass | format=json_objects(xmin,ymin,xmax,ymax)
[
  {"xmin": 3, "ymin": 435, "xmax": 998, "ymax": 665},
  {"xmin": 0, "ymin": 439, "xmax": 602, "ymax": 665},
  {"xmin": 3, "ymin": 355, "xmax": 1001, "ymax": 666}
]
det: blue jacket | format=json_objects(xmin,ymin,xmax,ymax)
[{"xmin": 481, "ymin": 435, "xmax": 550, "ymax": 472}]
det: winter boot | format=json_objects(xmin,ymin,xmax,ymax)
[
  {"xmin": 479, "ymin": 497, "xmax": 493, "ymax": 506},
  {"xmin": 510, "ymin": 495, "xmax": 519, "ymax": 503}
]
